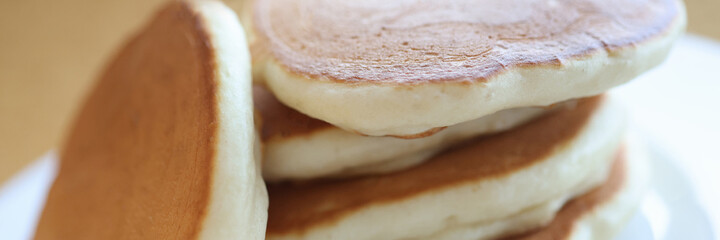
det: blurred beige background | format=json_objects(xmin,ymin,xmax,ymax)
[{"xmin": 0, "ymin": 0, "xmax": 718, "ymax": 184}]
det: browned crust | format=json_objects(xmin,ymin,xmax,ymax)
[
  {"xmin": 34, "ymin": 2, "xmax": 218, "ymax": 239},
  {"xmin": 386, "ymin": 126, "xmax": 447, "ymax": 139},
  {"xmin": 254, "ymin": 84, "xmax": 333, "ymax": 141},
  {"xmin": 266, "ymin": 95, "xmax": 604, "ymax": 235},
  {"xmin": 507, "ymin": 149, "xmax": 627, "ymax": 240},
  {"xmin": 255, "ymin": 83, "xmax": 453, "ymax": 139},
  {"xmin": 253, "ymin": 0, "xmax": 680, "ymax": 84},
  {"xmin": 254, "ymin": 84, "xmax": 576, "ymax": 140}
]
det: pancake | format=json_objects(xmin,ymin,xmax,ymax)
[
  {"xmin": 251, "ymin": 0, "xmax": 685, "ymax": 137},
  {"xmin": 266, "ymin": 95, "xmax": 625, "ymax": 240},
  {"xmin": 423, "ymin": 145, "xmax": 648, "ymax": 240},
  {"xmin": 255, "ymin": 85, "xmax": 562, "ymax": 181},
  {"xmin": 34, "ymin": 1, "xmax": 267, "ymax": 239},
  {"xmin": 506, "ymin": 139, "xmax": 649, "ymax": 240}
]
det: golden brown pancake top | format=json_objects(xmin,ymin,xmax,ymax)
[
  {"xmin": 508, "ymin": 150, "xmax": 626, "ymax": 240},
  {"xmin": 254, "ymin": 84, "xmax": 332, "ymax": 141},
  {"xmin": 266, "ymin": 95, "xmax": 603, "ymax": 235},
  {"xmin": 253, "ymin": 0, "xmax": 679, "ymax": 83},
  {"xmin": 35, "ymin": 2, "xmax": 218, "ymax": 239}
]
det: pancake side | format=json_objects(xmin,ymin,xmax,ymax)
[
  {"xmin": 254, "ymin": 84, "xmax": 333, "ymax": 141},
  {"xmin": 255, "ymin": 85, "xmax": 556, "ymax": 181},
  {"xmin": 34, "ymin": 1, "xmax": 266, "ymax": 239},
  {"xmin": 510, "ymin": 139, "xmax": 650, "ymax": 240},
  {"xmin": 421, "ymin": 147, "xmax": 639, "ymax": 240},
  {"xmin": 266, "ymin": 95, "xmax": 624, "ymax": 239},
  {"xmin": 254, "ymin": 0, "xmax": 685, "ymax": 136}
]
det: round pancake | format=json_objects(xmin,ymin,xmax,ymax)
[
  {"xmin": 251, "ymin": 0, "xmax": 685, "ymax": 137},
  {"xmin": 255, "ymin": 85, "xmax": 560, "ymax": 181},
  {"xmin": 266, "ymin": 95, "xmax": 625, "ymax": 240},
  {"xmin": 34, "ymin": 1, "xmax": 267, "ymax": 239}
]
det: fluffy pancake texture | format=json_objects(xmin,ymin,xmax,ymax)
[
  {"xmin": 266, "ymin": 95, "xmax": 625, "ymax": 240},
  {"xmin": 34, "ymin": 1, "xmax": 267, "ymax": 239},
  {"xmin": 252, "ymin": 0, "xmax": 686, "ymax": 136},
  {"xmin": 508, "ymin": 141, "xmax": 650, "ymax": 240},
  {"xmin": 254, "ymin": 85, "xmax": 553, "ymax": 181}
]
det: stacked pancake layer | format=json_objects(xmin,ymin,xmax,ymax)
[
  {"xmin": 262, "ymin": 96, "xmax": 628, "ymax": 240},
  {"xmin": 422, "ymin": 144, "xmax": 649, "ymax": 240},
  {"xmin": 251, "ymin": 0, "xmax": 685, "ymax": 137},
  {"xmin": 255, "ymin": 85, "xmax": 568, "ymax": 181}
]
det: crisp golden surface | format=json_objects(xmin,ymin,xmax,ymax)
[
  {"xmin": 254, "ymin": 0, "xmax": 679, "ymax": 83},
  {"xmin": 35, "ymin": 2, "xmax": 220, "ymax": 239},
  {"xmin": 254, "ymin": 84, "xmax": 332, "ymax": 141},
  {"xmin": 252, "ymin": 0, "xmax": 684, "ymax": 137}
]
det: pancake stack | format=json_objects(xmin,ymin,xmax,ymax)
[
  {"xmin": 247, "ymin": 0, "xmax": 685, "ymax": 239},
  {"xmin": 34, "ymin": 0, "xmax": 684, "ymax": 239}
]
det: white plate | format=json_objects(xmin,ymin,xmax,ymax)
[
  {"xmin": 615, "ymin": 132, "xmax": 715, "ymax": 240},
  {"xmin": 0, "ymin": 132, "xmax": 714, "ymax": 240}
]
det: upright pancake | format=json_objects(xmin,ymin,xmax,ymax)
[
  {"xmin": 255, "ymin": 85, "xmax": 560, "ymax": 181},
  {"xmin": 266, "ymin": 95, "xmax": 625, "ymax": 240},
  {"xmin": 252, "ymin": 0, "xmax": 685, "ymax": 136},
  {"xmin": 34, "ymin": 1, "xmax": 266, "ymax": 239}
]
